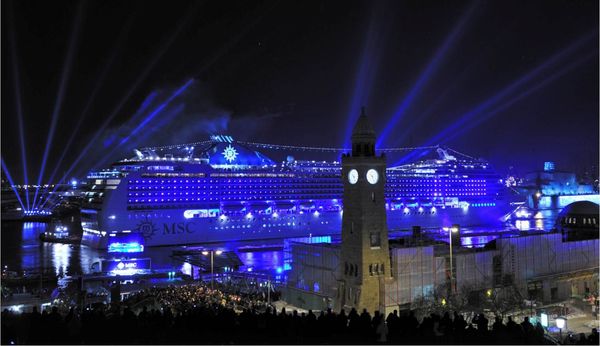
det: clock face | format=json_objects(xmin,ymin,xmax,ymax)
[
  {"xmin": 348, "ymin": 169, "xmax": 358, "ymax": 184},
  {"xmin": 366, "ymin": 169, "xmax": 379, "ymax": 184}
]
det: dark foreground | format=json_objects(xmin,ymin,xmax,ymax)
[{"xmin": 2, "ymin": 283, "xmax": 599, "ymax": 345}]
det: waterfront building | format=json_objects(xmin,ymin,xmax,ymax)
[
  {"xmin": 337, "ymin": 108, "xmax": 392, "ymax": 313},
  {"xmin": 284, "ymin": 211, "xmax": 599, "ymax": 314},
  {"xmin": 283, "ymin": 113, "xmax": 599, "ymax": 315},
  {"xmin": 520, "ymin": 162, "xmax": 600, "ymax": 210}
]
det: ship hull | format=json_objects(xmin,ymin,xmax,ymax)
[{"xmin": 81, "ymin": 205, "xmax": 506, "ymax": 249}]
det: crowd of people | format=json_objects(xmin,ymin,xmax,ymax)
[
  {"xmin": 124, "ymin": 281, "xmax": 277, "ymax": 314},
  {"xmin": 1, "ymin": 282, "xmax": 599, "ymax": 344}
]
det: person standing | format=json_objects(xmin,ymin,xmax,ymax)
[{"xmin": 375, "ymin": 318, "xmax": 388, "ymax": 344}]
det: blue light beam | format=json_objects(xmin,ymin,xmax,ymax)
[
  {"xmin": 439, "ymin": 51, "xmax": 596, "ymax": 145},
  {"xmin": 42, "ymin": 19, "xmax": 134, "ymax": 191},
  {"xmin": 424, "ymin": 32, "xmax": 597, "ymax": 145},
  {"xmin": 391, "ymin": 63, "xmax": 477, "ymax": 147},
  {"xmin": 54, "ymin": 4, "xmax": 199, "ymax": 189},
  {"xmin": 1, "ymin": 159, "xmax": 26, "ymax": 211},
  {"xmin": 37, "ymin": 90, "xmax": 164, "ymax": 211},
  {"xmin": 70, "ymin": 101, "xmax": 185, "ymax": 181},
  {"xmin": 120, "ymin": 80, "xmax": 193, "ymax": 146},
  {"xmin": 89, "ymin": 81, "xmax": 193, "ymax": 171},
  {"xmin": 395, "ymin": 31, "xmax": 597, "ymax": 164},
  {"xmin": 342, "ymin": 0, "xmax": 391, "ymax": 148},
  {"xmin": 32, "ymin": 2, "xmax": 84, "ymax": 210},
  {"xmin": 376, "ymin": 2, "xmax": 480, "ymax": 148},
  {"xmin": 8, "ymin": 5, "xmax": 30, "ymax": 210}
]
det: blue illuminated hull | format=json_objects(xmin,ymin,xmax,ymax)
[{"xmin": 81, "ymin": 205, "xmax": 507, "ymax": 248}]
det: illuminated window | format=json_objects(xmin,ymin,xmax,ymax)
[{"xmin": 370, "ymin": 232, "xmax": 381, "ymax": 248}]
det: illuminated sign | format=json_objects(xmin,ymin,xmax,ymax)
[
  {"xmin": 107, "ymin": 232, "xmax": 145, "ymax": 252},
  {"xmin": 108, "ymin": 242, "xmax": 144, "ymax": 253},
  {"xmin": 101, "ymin": 258, "xmax": 151, "ymax": 274},
  {"xmin": 147, "ymin": 165, "xmax": 174, "ymax": 171},
  {"xmin": 162, "ymin": 222, "xmax": 199, "ymax": 235},
  {"xmin": 222, "ymin": 145, "xmax": 238, "ymax": 163}
]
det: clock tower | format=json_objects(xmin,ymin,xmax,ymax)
[{"xmin": 338, "ymin": 107, "xmax": 391, "ymax": 314}]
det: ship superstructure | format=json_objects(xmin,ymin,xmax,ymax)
[{"xmin": 81, "ymin": 136, "xmax": 509, "ymax": 248}]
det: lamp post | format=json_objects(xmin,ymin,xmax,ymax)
[
  {"xmin": 449, "ymin": 226, "xmax": 459, "ymax": 294},
  {"xmin": 202, "ymin": 250, "xmax": 223, "ymax": 290},
  {"xmin": 555, "ymin": 316, "xmax": 566, "ymax": 341}
]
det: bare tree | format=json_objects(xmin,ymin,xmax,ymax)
[{"xmin": 486, "ymin": 284, "xmax": 526, "ymax": 319}]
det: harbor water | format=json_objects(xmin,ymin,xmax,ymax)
[{"xmin": 1, "ymin": 210, "xmax": 559, "ymax": 279}]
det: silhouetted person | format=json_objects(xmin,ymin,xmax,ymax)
[
  {"xmin": 465, "ymin": 323, "xmax": 477, "ymax": 344},
  {"xmin": 588, "ymin": 328, "xmax": 599, "ymax": 345},
  {"xmin": 453, "ymin": 311, "xmax": 467, "ymax": 343},
  {"xmin": 440, "ymin": 311, "xmax": 452, "ymax": 336},
  {"xmin": 386, "ymin": 309, "xmax": 399, "ymax": 343},
  {"xmin": 27, "ymin": 306, "xmax": 42, "ymax": 344},
  {"xmin": 359, "ymin": 308, "xmax": 372, "ymax": 342},
  {"xmin": 335, "ymin": 308, "xmax": 349, "ymax": 342},
  {"xmin": 375, "ymin": 317, "xmax": 388, "ymax": 344},
  {"xmin": 506, "ymin": 316, "xmax": 525, "ymax": 344},
  {"xmin": 306, "ymin": 309, "xmax": 317, "ymax": 341},
  {"xmin": 348, "ymin": 307, "xmax": 360, "ymax": 333}
]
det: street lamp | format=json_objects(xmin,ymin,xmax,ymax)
[
  {"xmin": 449, "ymin": 226, "xmax": 459, "ymax": 294},
  {"xmin": 202, "ymin": 249, "xmax": 223, "ymax": 290},
  {"xmin": 555, "ymin": 316, "xmax": 566, "ymax": 340}
]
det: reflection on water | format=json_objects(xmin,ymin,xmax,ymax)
[
  {"xmin": 2, "ymin": 221, "xmax": 104, "ymax": 276},
  {"xmin": 238, "ymin": 251, "xmax": 282, "ymax": 272},
  {"xmin": 49, "ymin": 244, "xmax": 71, "ymax": 276},
  {"xmin": 22, "ymin": 222, "xmax": 43, "ymax": 243}
]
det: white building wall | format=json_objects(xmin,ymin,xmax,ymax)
[
  {"xmin": 498, "ymin": 234, "xmax": 598, "ymax": 282},
  {"xmin": 385, "ymin": 246, "xmax": 438, "ymax": 306},
  {"xmin": 285, "ymin": 233, "xmax": 598, "ymax": 311},
  {"xmin": 455, "ymin": 251, "xmax": 495, "ymax": 290}
]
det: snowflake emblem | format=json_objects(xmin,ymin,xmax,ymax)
[{"xmin": 222, "ymin": 145, "xmax": 238, "ymax": 163}]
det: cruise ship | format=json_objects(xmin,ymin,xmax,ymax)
[{"xmin": 81, "ymin": 136, "xmax": 511, "ymax": 248}]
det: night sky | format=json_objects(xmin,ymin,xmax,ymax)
[{"xmin": 2, "ymin": 0, "xmax": 598, "ymax": 184}]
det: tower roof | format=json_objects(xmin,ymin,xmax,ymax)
[{"xmin": 352, "ymin": 107, "xmax": 375, "ymax": 138}]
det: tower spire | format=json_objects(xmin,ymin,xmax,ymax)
[
  {"xmin": 338, "ymin": 105, "xmax": 391, "ymax": 314},
  {"xmin": 351, "ymin": 106, "xmax": 376, "ymax": 157}
]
